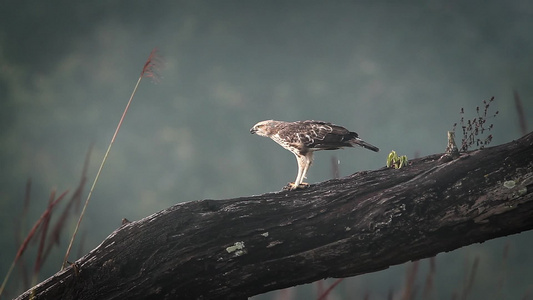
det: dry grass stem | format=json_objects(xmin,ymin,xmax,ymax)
[
  {"xmin": 401, "ymin": 260, "xmax": 419, "ymax": 300},
  {"xmin": 513, "ymin": 90, "xmax": 528, "ymax": 136},
  {"xmin": 316, "ymin": 278, "xmax": 344, "ymax": 300},
  {"xmin": 0, "ymin": 190, "xmax": 68, "ymax": 296},
  {"xmin": 62, "ymin": 48, "xmax": 161, "ymax": 269}
]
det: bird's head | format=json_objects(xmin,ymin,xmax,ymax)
[{"xmin": 250, "ymin": 120, "xmax": 279, "ymax": 137}]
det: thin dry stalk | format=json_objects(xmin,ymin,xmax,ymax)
[
  {"xmin": 22, "ymin": 179, "xmax": 31, "ymax": 222},
  {"xmin": 43, "ymin": 146, "xmax": 91, "ymax": 263},
  {"xmin": 523, "ymin": 289, "xmax": 532, "ymax": 300},
  {"xmin": 330, "ymin": 155, "xmax": 340, "ymax": 179},
  {"xmin": 363, "ymin": 291, "xmax": 370, "ymax": 300},
  {"xmin": 0, "ymin": 190, "xmax": 68, "ymax": 297},
  {"xmin": 495, "ymin": 243, "xmax": 511, "ymax": 298},
  {"xmin": 274, "ymin": 287, "xmax": 294, "ymax": 300},
  {"xmin": 62, "ymin": 48, "xmax": 161, "ymax": 269},
  {"xmin": 452, "ymin": 292, "xmax": 458, "ymax": 300},
  {"xmin": 315, "ymin": 280, "xmax": 325, "ymax": 300},
  {"xmin": 316, "ymin": 278, "xmax": 344, "ymax": 300},
  {"xmin": 422, "ymin": 257, "xmax": 436, "ymax": 300},
  {"xmin": 32, "ymin": 190, "xmax": 56, "ymax": 285},
  {"xmin": 460, "ymin": 256, "xmax": 479, "ymax": 300},
  {"xmin": 14, "ymin": 179, "xmax": 32, "ymax": 290},
  {"xmin": 513, "ymin": 90, "xmax": 528, "ymax": 136},
  {"xmin": 14, "ymin": 179, "xmax": 32, "ymax": 249},
  {"xmin": 401, "ymin": 260, "xmax": 419, "ymax": 300}
]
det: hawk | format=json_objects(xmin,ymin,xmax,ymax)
[{"xmin": 250, "ymin": 120, "xmax": 379, "ymax": 190}]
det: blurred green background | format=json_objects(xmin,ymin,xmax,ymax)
[{"xmin": 1, "ymin": 1, "xmax": 532, "ymax": 299}]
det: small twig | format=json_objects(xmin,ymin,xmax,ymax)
[
  {"xmin": 62, "ymin": 48, "xmax": 161, "ymax": 269},
  {"xmin": 453, "ymin": 97, "xmax": 497, "ymax": 152}
]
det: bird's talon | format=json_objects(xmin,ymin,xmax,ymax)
[{"xmin": 283, "ymin": 182, "xmax": 310, "ymax": 191}]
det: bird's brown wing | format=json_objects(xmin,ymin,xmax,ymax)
[{"xmin": 286, "ymin": 120, "xmax": 357, "ymax": 150}]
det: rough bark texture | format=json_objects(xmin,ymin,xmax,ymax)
[{"xmin": 16, "ymin": 132, "xmax": 533, "ymax": 300}]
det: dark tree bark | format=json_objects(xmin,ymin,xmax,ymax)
[{"xmin": 16, "ymin": 132, "xmax": 533, "ymax": 300}]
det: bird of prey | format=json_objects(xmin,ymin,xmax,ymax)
[{"xmin": 250, "ymin": 120, "xmax": 379, "ymax": 190}]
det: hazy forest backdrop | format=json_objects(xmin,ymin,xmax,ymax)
[{"xmin": 0, "ymin": 1, "xmax": 532, "ymax": 299}]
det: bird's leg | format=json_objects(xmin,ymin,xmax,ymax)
[
  {"xmin": 299, "ymin": 152, "xmax": 313, "ymax": 186},
  {"xmin": 285, "ymin": 154, "xmax": 311, "ymax": 190},
  {"xmin": 284, "ymin": 154, "xmax": 305, "ymax": 190},
  {"xmin": 293, "ymin": 155, "xmax": 305, "ymax": 189}
]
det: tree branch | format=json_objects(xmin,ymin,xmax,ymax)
[{"xmin": 16, "ymin": 132, "xmax": 533, "ymax": 300}]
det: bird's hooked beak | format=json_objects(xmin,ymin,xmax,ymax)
[{"xmin": 250, "ymin": 127, "xmax": 257, "ymax": 134}]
